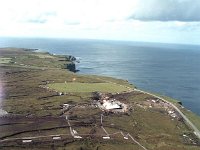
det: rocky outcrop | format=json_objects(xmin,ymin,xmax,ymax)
[
  {"xmin": 68, "ymin": 55, "xmax": 77, "ymax": 62},
  {"xmin": 65, "ymin": 63, "xmax": 76, "ymax": 72},
  {"xmin": 58, "ymin": 55, "xmax": 79, "ymax": 72},
  {"xmin": 177, "ymin": 101, "xmax": 182, "ymax": 105}
]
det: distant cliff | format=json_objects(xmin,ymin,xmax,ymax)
[
  {"xmin": 59, "ymin": 55, "xmax": 78, "ymax": 72},
  {"xmin": 65, "ymin": 63, "xmax": 76, "ymax": 72}
]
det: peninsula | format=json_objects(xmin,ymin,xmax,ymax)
[{"xmin": 0, "ymin": 48, "xmax": 200, "ymax": 150}]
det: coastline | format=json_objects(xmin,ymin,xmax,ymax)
[
  {"xmin": 0, "ymin": 48, "xmax": 199, "ymax": 117},
  {"xmin": 1, "ymin": 39, "xmax": 200, "ymax": 115},
  {"xmin": 51, "ymin": 49, "xmax": 200, "ymax": 134},
  {"xmin": 0, "ymin": 48, "xmax": 200, "ymax": 149}
]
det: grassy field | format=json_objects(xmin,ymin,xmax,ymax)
[
  {"xmin": 0, "ymin": 57, "xmax": 12, "ymax": 64},
  {"xmin": 48, "ymin": 82, "xmax": 130, "ymax": 93}
]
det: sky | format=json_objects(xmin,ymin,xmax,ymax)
[{"xmin": 0, "ymin": 0, "xmax": 200, "ymax": 45}]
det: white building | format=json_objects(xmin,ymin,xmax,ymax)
[{"xmin": 102, "ymin": 100, "xmax": 121, "ymax": 110}]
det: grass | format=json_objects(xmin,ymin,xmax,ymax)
[
  {"xmin": 32, "ymin": 53, "xmax": 55, "ymax": 59},
  {"xmin": 0, "ymin": 57, "xmax": 12, "ymax": 64},
  {"xmin": 48, "ymin": 82, "xmax": 130, "ymax": 93},
  {"xmin": 89, "ymin": 75, "xmax": 136, "ymax": 88},
  {"xmin": 153, "ymin": 93, "xmax": 180, "ymax": 103}
]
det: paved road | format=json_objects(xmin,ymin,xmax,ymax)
[{"xmin": 134, "ymin": 89, "xmax": 200, "ymax": 140}]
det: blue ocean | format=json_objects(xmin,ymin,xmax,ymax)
[{"xmin": 1, "ymin": 37, "xmax": 200, "ymax": 115}]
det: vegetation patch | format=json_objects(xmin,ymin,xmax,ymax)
[
  {"xmin": 32, "ymin": 53, "xmax": 55, "ymax": 59},
  {"xmin": 48, "ymin": 82, "xmax": 130, "ymax": 93},
  {"xmin": 0, "ymin": 57, "xmax": 12, "ymax": 64}
]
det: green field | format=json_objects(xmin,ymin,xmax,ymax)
[
  {"xmin": 48, "ymin": 82, "xmax": 130, "ymax": 93},
  {"xmin": 0, "ymin": 57, "xmax": 12, "ymax": 64}
]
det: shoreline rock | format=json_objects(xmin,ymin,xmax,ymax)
[{"xmin": 65, "ymin": 63, "xmax": 77, "ymax": 72}]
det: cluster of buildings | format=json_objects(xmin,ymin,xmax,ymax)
[{"xmin": 93, "ymin": 92, "xmax": 129, "ymax": 113}]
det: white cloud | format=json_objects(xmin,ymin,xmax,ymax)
[
  {"xmin": 129, "ymin": 0, "xmax": 200, "ymax": 21},
  {"xmin": 0, "ymin": 0, "xmax": 200, "ymax": 44},
  {"xmin": 0, "ymin": 0, "xmax": 136, "ymax": 25},
  {"xmin": 0, "ymin": 0, "xmax": 138, "ymax": 36}
]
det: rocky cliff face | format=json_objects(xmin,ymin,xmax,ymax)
[
  {"xmin": 65, "ymin": 63, "xmax": 76, "ymax": 72},
  {"xmin": 68, "ymin": 55, "xmax": 77, "ymax": 62},
  {"xmin": 58, "ymin": 55, "xmax": 78, "ymax": 72},
  {"xmin": 63, "ymin": 55, "xmax": 80, "ymax": 72}
]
